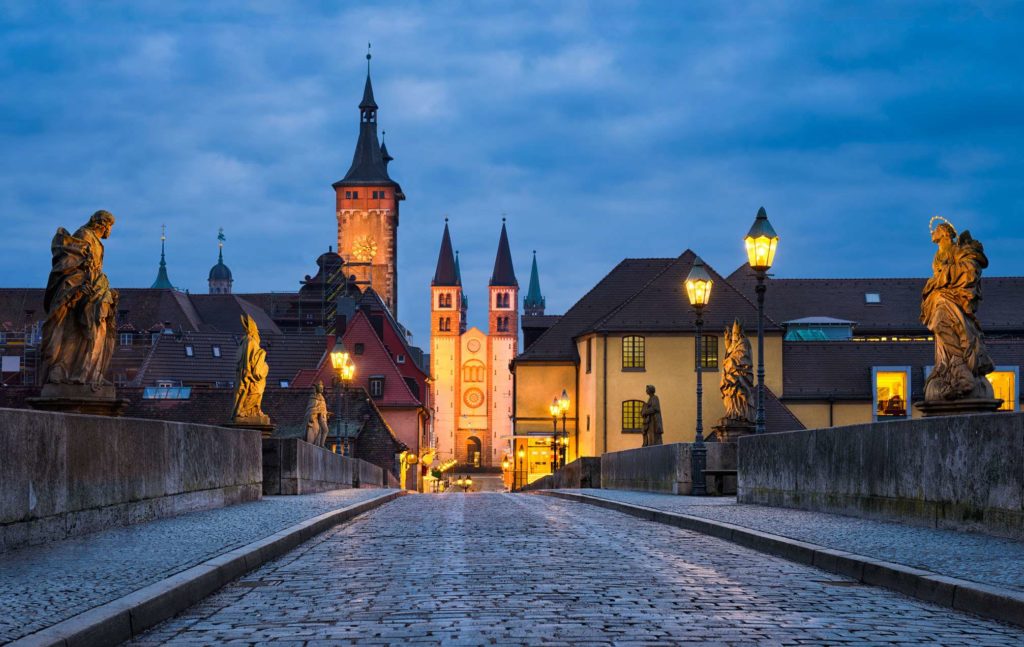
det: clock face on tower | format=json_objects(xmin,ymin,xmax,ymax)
[{"xmin": 353, "ymin": 235, "xmax": 377, "ymax": 262}]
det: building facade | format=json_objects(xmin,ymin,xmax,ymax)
[{"xmin": 430, "ymin": 221, "xmax": 519, "ymax": 468}]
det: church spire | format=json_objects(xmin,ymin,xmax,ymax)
[
  {"xmin": 151, "ymin": 224, "xmax": 174, "ymax": 289},
  {"xmin": 489, "ymin": 218, "xmax": 518, "ymax": 287},
  {"xmin": 432, "ymin": 219, "xmax": 459, "ymax": 286},
  {"xmin": 333, "ymin": 46, "xmax": 398, "ymax": 189},
  {"xmin": 524, "ymin": 250, "xmax": 545, "ymax": 315}
]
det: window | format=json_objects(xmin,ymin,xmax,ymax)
[
  {"xmin": 622, "ymin": 336, "xmax": 645, "ymax": 370},
  {"xmin": 586, "ymin": 338, "xmax": 592, "ymax": 374},
  {"xmin": 495, "ymin": 292, "xmax": 510, "ymax": 309},
  {"xmin": 352, "ymin": 191, "xmax": 359, "ymax": 199},
  {"xmin": 865, "ymin": 292, "xmax": 881, "ymax": 304},
  {"xmin": 987, "ymin": 367, "xmax": 1019, "ymax": 411},
  {"xmin": 622, "ymin": 400, "xmax": 644, "ymax": 433},
  {"xmin": 497, "ymin": 317, "xmax": 509, "ymax": 332},
  {"xmin": 212, "ymin": 345, "xmax": 221, "ymax": 358},
  {"xmin": 698, "ymin": 335, "xmax": 718, "ymax": 369},
  {"xmin": 345, "ymin": 191, "xmax": 352, "ymax": 199},
  {"xmin": 279, "ymin": 380, "xmax": 290, "ymax": 388},
  {"xmin": 439, "ymin": 317, "xmax": 451, "ymax": 332},
  {"xmin": 354, "ymin": 343, "xmax": 365, "ymax": 355},
  {"xmin": 396, "ymin": 354, "xmax": 406, "ymax": 364},
  {"xmin": 143, "ymin": 386, "xmax": 191, "ymax": 400},
  {"xmin": 438, "ymin": 293, "xmax": 452, "ymax": 309},
  {"xmin": 872, "ymin": 366, "xmax": 910, "ymax": 420},
  {"xmin": 369, "ymin": 376, "xmax": 385, "ymax": 398},
  {"xmin": 463, "ymin": 360, "xmax": 485, "ymax": 383},
  {"xmin": 119, "ymin": 333, "xmax": 133, "ymax": 347},
  {"xmin": 184, "ymin": 345, "xmax": 194, "ymax": 357},
  {"xmin": 0, "ymin": 332, "xmax": 6, "ymax": 344}
]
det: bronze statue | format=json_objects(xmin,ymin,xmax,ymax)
[
  {"xmin": 231, "ymin": 314, "xmax": 271, "ymax": 425},
  {"xmin": 720, "ymin": 320, "xmax": 754, "ymax": 423},
  {"xmin": 641, "ymin": 385, "xmax": 663, "ymax": 446},
  {"xmin": 304, "ymin": 382, "xmax": 330, "ymax": 447},
  {"xmin": 921, "ymin": 217, "xmax": 996, "ymax": 403},
  {"xmin": 40, "ymin": 210, "xmax": 119, "ymax": 388}
]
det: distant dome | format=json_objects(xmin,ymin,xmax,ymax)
[{"xmin": 208, "ymin": 260, "xmax": 232, "ymax": 281}]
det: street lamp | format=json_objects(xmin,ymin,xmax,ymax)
[
  {"xmin": 685, "ymin": 256, "xmax": 713, "ymax": 496},
  {"xmin": 558, "ymin": 388, "xmax": 570, "ymax": 467},
  {"xmin": 501, "ymin": 456, "xmax": 511, "ymax": 491},
  {"xmin": 517, "ymin": 447, "xmax": 526, "ymax": 491},
  {"xmin": 744, "ymin": 207, "xmax": 779, "ymax": 435},
  {"xmin": 330, "ymin": 338, "xmax": 356, "ymax": 454},
  {"xmin": 549, "ymin": 398, "xmax": 560, "ymax": 473}
]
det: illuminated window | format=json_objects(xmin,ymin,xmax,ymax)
[
  {"xmin": 212, "ymin": 345, "xmax": 221, "ymax": 358},
  {"xmin": 621, "ymin": 400, "xmax": 644, "ymax": 433},
  {"xmin": 184, "ymin": 345, "xmax": 194, "ymax": 357},
  {"xmin": 697, "ymin": 335, "xmax": 718, "ymax": 369},
  {"xmin": 622, "ymin": 336, "xmax": 645, "ymax": 370},
  {"xmin": 865, "ymin": 292, "xmax": 881, "ymax": 304},
  {"xmin": 872, "ymin": 366, "xmax": 910, "ymax": 420},
  {"xmin": 987, "ymin": 368, "xmax": 1019, "ymax": 411}
]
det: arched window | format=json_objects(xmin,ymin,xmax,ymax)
[
  {"xmin": 622, "ymin": 400, "xmax": 644, "ymax": 433},
  {"xmin": 622, "ymin": 336, "xmax": 645, "ymax": 370},
  {"xmin": 463, "ymin": 360, "xmax": 486, "ymax": 383}
]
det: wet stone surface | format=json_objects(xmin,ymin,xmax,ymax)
[
  {"xmin": 0, "ymin": 489, "xmax": 391, "ymax": 643},
  {"xmin": 134, "ymin": 493, "xmax": 1023, "ymax": 646}
]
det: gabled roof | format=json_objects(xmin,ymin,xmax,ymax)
[
  {"xmin": 593, "ymin": 250, "xmax": 773, "ymax": 333},
  {"xmin": 726, "ymin": 267, "xmax": 1024, "ymax": 334},
  {"xmin": 490, "ymin": 221, "xmax": 518, "ymax": 287},
  {"xmin": 189, "ymin": 294, "xmax": 281, "ymax": 335},
  {"xmin": 432, "ymin": 222, "xmax": 459, "ymax": 286}
]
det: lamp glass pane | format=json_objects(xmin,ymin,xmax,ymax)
[{"xmin": 745, "ymin": 235, "xmax": 778, "ymax": 270}]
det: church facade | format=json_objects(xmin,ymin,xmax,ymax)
[{"xmin": 430, "ymin": 221, "xmax": 519, "ymax": 468}]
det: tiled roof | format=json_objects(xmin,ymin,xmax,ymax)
[
  {"xmin": 763, "ymin": 387, "xmax": 806, "ymax": 433},
  {"xmin": 132, "ymin": 332, "xmax": 327, "ymax": 387},
  {"xmin": 517, "ymin": 259, "xmax": 675, "ymax": 361},
  {"xmin": 489, "ymin": 221, "xmax": 518, "ymax": 287},
  {"xmin": 522, "ymin": 315, "xmax": 562, "ymax": 328},
  {"xmin": 727, "ymin": 267, "xmax": 1024, "ymax": 335},
  {"xmin": 189, "ymin": 294, "xmax": 282, "ymax": 335},
  {"xmin": 781, "ymin": 338, "xmax": 1024, "ymax": 400}
]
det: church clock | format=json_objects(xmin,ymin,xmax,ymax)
[{"xmin": 353, "ymin": 235, "xmax": 377, "ymax": 262}]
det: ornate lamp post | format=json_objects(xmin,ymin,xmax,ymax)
[
  {"xmin": 502, "ymin": 456, "xmax": 511, "ymax": 491},
  {"xmin": 685, "ymin": 256, "xmax": 713, "ymax": 496},
  {"xmin": 330, "ymin": 338, "xmax": 356, "ymax": 454},
  {"xmin": 549, "ymin": 398, "xmax": 560, "ymax": 473},
  {"xmin": 744, "ymin": 207, "xmax": 779, "ymax": 435},
  {"xmin": 558, "ymin": 388, "xmax": 570, "ymax": 468},
  {"xmin": 517, "ymin": 447, "xmax": 526, "ymax": 491}
]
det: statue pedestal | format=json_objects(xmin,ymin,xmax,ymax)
[
  {"xmin": 712, "ymin": 419, "xmax": 754, "ymax": 443},
  {"xmin": 27, "ymin": 384, "xmax": 129, "ymax": 417},
  {"xmin": 224, "ymin": 416, "xmax": 276, "ymax": 438},
  {"xmin": 915, "ymin": 398, "xmax": 1004, "ymax": 418}
]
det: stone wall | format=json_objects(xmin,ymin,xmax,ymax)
[
  {"xmin": 262, "ymin": 439, "xmax": 356, "ymax": 495},
  {"xmin": 0, "ymin": 408, "xmax": 261, "ymax": 552},
  {"xmin": 601, "ymin": 443, "xmax": 737, "ymax": 495},
  {"xmin": 521, "ymin": 458, "xmax": 601, "ymax": 491},
  {"xmin": 738, "ymin": 412, "xmax": 1024, "ymax": 540},
  {"xmin": 358, "ymin": 459, "xmax": 385, "ymax": 488}
]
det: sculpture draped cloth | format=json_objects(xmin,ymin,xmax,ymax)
[
  {"xmin": 720, "ymin": 320, "xmax": 754, "ymax": 423},
  {"xmin": 231, "ymin": 315, "xmax": 270, "ymax": 423},
  {"xmin": 304, "ymin": 382, "xmax": 330, "ymax": 447},
  {"xmin": 41, "ymin": 211, "xmax": 118, "ymax": 388},
  {"xmin": 641, "ymin": 385, "xmax": 663, "ymax": 446},
  {"xmin": 920, "ymin": 224, "xmax": 995, "ymax": 402}
]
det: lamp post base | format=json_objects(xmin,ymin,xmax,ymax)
[{"xmin": 691, "ymin": 444, "xmax": 708, "ymax": 496}]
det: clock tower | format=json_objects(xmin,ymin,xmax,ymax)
[{"xmin": 333, "ymin": 51, "xmax": 405, "ymax": 316}]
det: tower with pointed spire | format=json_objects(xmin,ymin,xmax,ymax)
[
  {"xmin": 208, "ymin": 228, "xmax": 233, "ymax": 294},
  {"xmin": 524, "ymin": 250, "xmax": 546, "ymax": 316},
  {"xmin": 429, "ymin": 219, "xmax": 520, "ymax": 468},
  {"xmin": 333, "ymin": 46, "xmax": 405, "ymax": 316},
  {"xmin": 151, "ymin": 224, "xmax": 174, "ymax": 289}
]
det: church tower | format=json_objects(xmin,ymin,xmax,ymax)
[
  {"xmin": 430, "ymin": 220, "xmax": 461, "ymax": 464},
  {"xmin": 151, "ymin": 225, "xmax": 174, "ymax": 289},
  {"xmin": 523, "ymin": 250, "xmax": 545, "ymax": 316},
  {"xmin": 333, "ymin": 50, "xmax": 405, "ymax": 316},
  {"xmin": 487, "ymin": 220, "xmax": 519, "ymax": 466},
  {"xmin": 208, "ymin": 228, "xmax": 233, "ymax": 294}
]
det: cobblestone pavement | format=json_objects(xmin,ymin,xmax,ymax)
[
  {"xmin": 561, "ymin": 489, "xmax": 1024, "ymax": 593},
  {"xmin": 133, "ymin": 493, "xmax": 1023, "ymax": 645},
  {"xmin": 0, "ymin": 489, "xmax": 393, "ymax": 643}
]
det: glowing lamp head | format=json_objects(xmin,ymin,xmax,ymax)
[
  {"xmin": 549, "ymin": 398, "xmax": 560, "ymax": 418},
  {"xmin": 684, "ymin": 256, "xmax": 714, "ymax": 308},
  {"xmin": 341, "ymin": 363, "xmax": 356, "ymax": 383},
  {"xmin": 330, "ymin": 339, "xmax": 350, "ymax": 371},
  {"xmin": 558, "ymin": 388, "xmax": 570, "ymax": 413},
  {"xmin": 744, "ymin": 206, "xmax": 779, "ymax": 272},
  {"xmin": 518, "ymin": 448, "xmax": 525, "ymax": 459}
]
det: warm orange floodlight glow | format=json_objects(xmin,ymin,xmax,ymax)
[
  {"xmin": 744, "ymin": 206, "xmax": 779, "ymax": 272},
  {"xmin": 558, "ymin": 388, "xmax": 570, "ymax": 413},
  {"xmin": 549, "ymin": 398, "xmax": 560, "ymax": 418},
  {"xmin": 685, "ymin": 257, "xmax": 713, "ymax": 308},
  {"xmin": 330, "ymin": 339, "xmax": 350, "ymax": 371}
]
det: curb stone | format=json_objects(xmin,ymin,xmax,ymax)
[
  {"xmin": 9, "ymin": 490, "xmax": 405, "ymax": 647},
  {"xmin": 539, "ymin": 490, "xmax": 1024, "ymax": 629}
]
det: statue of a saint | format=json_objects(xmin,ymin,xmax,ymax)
[
  {"xmin": 921, "ymin": 218, "xmax": 996, "ymax": 403},
  {"xmin": 641, "ymin": 385, "xmax": 663, "ymax": 446},
  {"xmin": 304, "ymin": 381, "xmax": 330, "ymax": 447},
  {"xmin": 231, "ymin": 314, "xmax": 270, "ymax": 425},
  {"xmin": 720, "ymin": 320, "xmax": 754, "ymax": 423},
  {"xmin": 40, "ymin": 210, "xmax": 119, "ymax": 388}
]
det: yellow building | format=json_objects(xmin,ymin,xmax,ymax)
[{"xmin": 513, "ymin": 251, "xmax": 1024, "ymax": 484}]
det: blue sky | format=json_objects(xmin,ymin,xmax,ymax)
[{"xmin": 2, "ymin": 1, "xmax": 1022, "ymax": 344}]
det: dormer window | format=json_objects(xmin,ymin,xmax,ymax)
[
  {"xmin": 184, "ymin": 345, "xmax": 194, "ymax": 357},
  {"xmin": 212, "ymin": 345, "xmax": 221, "ymax": 358},
  {"xmin": 865, "ymin": 292, "xmax": 881, "ymax": 304}
]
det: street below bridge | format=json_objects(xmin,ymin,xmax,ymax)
[{"xmin": 134, "ymin": 493, "xmax": 1023, "ymax": 646}]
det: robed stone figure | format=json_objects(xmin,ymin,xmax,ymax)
[
  {"xmin": 720, "ymin": 320, "xmax": 755, "ymax": 423},
  {"xmin": 231, "ymin": 314, "xmax": 270, "ymax": 425},
  {"xmin": 41, "ymin": 210, "xmax": 119, "ymax": 388},
  {"xmin": 641, "ymin": 385, "xmax": 663, "ymax": 446},
  {"xmin": 921, "ymin": 220, "xmax": 996, "ymax": 404},
  {"xmin": 304, "ymin": 382, "xmax": 330, "ymax": 447}
]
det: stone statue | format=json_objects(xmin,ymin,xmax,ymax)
[
  {"xmin": 231, "ymin": 314, "xmax": 271, "ymax": 426},
  {"xmin": 720, "ymin": 320, "xmax": 755, "ymax": 423},
  {"xmin": 920, "ymin": 217, "xmax": 998, "ymax": 409},
  {"xmin": 304, "ymin": 381, "xmax": 330, "ymax": 447},
  {"xmin": 641, "ymin": 385, "xmax": 663, "ymax": 446},
  {"xmin": 40, "ymin": 210, "xmax": 119, "ymax": 388}
]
